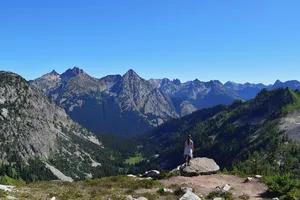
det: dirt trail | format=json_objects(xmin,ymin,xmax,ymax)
[{"xmin": 160, "ymin": 174, "xmax": 267, "ymax": 200}]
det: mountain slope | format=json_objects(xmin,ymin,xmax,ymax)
[
  {"xmin": 32, "ymin": 67, "xmax": 178, "ymax": 136},
  {"xmin": 0, "ymin": 71, "xmax": 118, "ymax": 182},
  {"xmin": 137, "ymin": 88, "xmax": 300, "ymax": 177}
]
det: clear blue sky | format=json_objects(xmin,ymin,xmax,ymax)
[{"xmin": 1, "ymin": 0, "xmax": 299, "ymax": 84}]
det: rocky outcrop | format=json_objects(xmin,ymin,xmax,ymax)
[
  {"xmin": 0, "ymin": 71, "xmax": 114, "ymax": 180},
  {"xmin": 180, "ymin": 158, "xmax": 220, "ymax": 176}
]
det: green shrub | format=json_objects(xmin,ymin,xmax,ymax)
[
  {"xmin": 157, "ymin": 188, "xmax": 165, "ymax": 195},
  {"xmin": 0, "ymin": 175, "xmax": 26, "ymax": 186},
  {"xmin": 156, "ymin": 171, "xmax": 180, "ymax": 180},
  {"xmin": 283, "ymin": 188, "xmax": 300, "ymax": 200},
  {"xmin": 0, "ymin": 189, "xmax": 6, "ymax": 198},
  {"xmin": 174, "ymin": 188, "xmax": 185, "ymax": 196},
  {"xmin": 238, "ymin": 194, "xmax": 250, "ymax": 200},
  {"xmin": 264, "ymin": 174, "xmax": 299, "ymax": 197}
]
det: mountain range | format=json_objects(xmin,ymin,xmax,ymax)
[
  {"xmin": 31, "ymin": 67, "xmax": 300, "ymax": 136},
  {"xmin": 1, "ymin": 69, "xmax": 300, "ymax": 185}
]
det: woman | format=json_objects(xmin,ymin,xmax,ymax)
[{"xmin": 184, "ymin": 135, "xmax": 194, "ymax": 166}]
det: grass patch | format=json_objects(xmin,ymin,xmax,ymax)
[
  {"xmin": 11, "ymin": 176, "xmax": 162, "ymax": 200},
  {"xmin": 0, "ymin": 175, "xmax": 26, "ymax": 186},
  {"xmin": 284, "ymin": 90, "xmax": 300, "ymax": 113},
  {"xmin": 238, "ymin": 194, "xmax": 250, "ymax": 200},
  {"xmin": 124, "ymin": 153, "xmax": 145, "ymax": 165}
]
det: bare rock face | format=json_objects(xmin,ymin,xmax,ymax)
[
  {"xmin": 0, "ymin": 71, "xmax": 113, "ymax": 181},
  {"xmin": 180, "ymin": 101, "xmax": 197, "ymax": 117},
  {"xmin": 180, "ymin": 157, "xmax": 220, "ymax": 176},
  {"xmin": 279, "ymin": 110, "xmax": 300, "ymax": 142}
]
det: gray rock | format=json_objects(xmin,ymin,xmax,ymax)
[
  {"xmin": 125, "ymin": 195, "xmax": 133, "ymax": 200},
  {"xmin": 163, "ymin": 188, "xmax": 174, "ymax": 193},
  {"xmin": 215, "ymin": 186, "xmax": 225, "ymax": 195},
  {"xmin": 135, "ymin": 197, "xmax": 148, "ymax": 200},
  {"xmin": 223, "ymin": 184, "xmax": 231, "ymax": 192},
  {"xmin": 255, "ymin": 175, "xmax": 262, "ymax": 179},
  {"xmin": 213, "ymin": 198, "xmax": 224, "ymax": 200},
  {"xmin": 171, "ymin": 165, "xmax": 181, "ymax": 173},
  {"xmin": 272, "ymin": 198, "xmax": 279, "ymax": 200},
  {"xmin": 144, "ymin": 170, "xmax": 160, "ymax": 178},
  {"xmin": 245, "ymin": 177, "xmax": 253, "ymax": 183},
  {"xmin": 179, "ymin": 191, "xmax": 201, "ymax": 200},
  {"xmin": 127, "ymin": 174, "xmax": 137, "ymax": 178},
  {"xmin": 180, "ymin": 157, "xmax": 220, "ymax": 176}
]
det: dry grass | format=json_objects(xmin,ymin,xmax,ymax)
[{"xmin": 8, "ymin": 176, "xmax": 163, "ymax": 200}]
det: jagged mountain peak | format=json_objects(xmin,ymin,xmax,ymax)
[
  {"xmin": 172, "ymin": 78, "xmax": 181, "ymax": 85},
  {"xmin": 124, "ymin": 69, "xmax": 139, "ymax": 77},
  {"xmin": 49, "ymin": 70, "xmax": 60, "ymax": 76},
  {"xmin": 274, "ymin": 79, "xmax": 283, "ymax": 85},
  {"xmin": 60, "ymin": 66, "xmax": 85, "ymax": 81},
  {"xmin": 224, "ymin": 81, "xmax": 238, "ymax": 86}
]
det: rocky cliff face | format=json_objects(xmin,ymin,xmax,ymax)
[
  {"xmin": 32, "ymin": 67, "xmax": 178, "ymax": 135},
  {"xmin": 0, "ymin": 71, "xmax": 115, "ymax": 181}
]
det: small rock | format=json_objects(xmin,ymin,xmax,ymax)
[
  {"xmin": 181, "ymin": 187, "xmax": 193, "ymax": 193},
  {"xmin": 163, "ymin": 188, "xmax": 174, "ymax": 193},
  {"xmin": 136, "ymin": 197, "xmax": 148, "ymax": 200},
  {"xmin": 126, "ymin": 195, "xmax": 133, "ymax": 200},
  {"xmin": 213, "ymin": 198, "xmax": 223, "ymax": 200},
  {"xmin": 143, "ymin": 170, "xmax": 160, "ymax": 178},
  {"xmin": 171, "ymin": 165, "xmax": 181, "ymax": 173},
  {"xmin": 7, "ymin": 196, "xmax": 18, "ymax": 200},
  {"xmin": 50, "ymin": 197, "xmax": 56, "ymax": 200},
  {"xmin": 215, "ymin": 186, "xmax": 225, "ymax": 195},
  {"xmin": 272, "ymin": 198, "xmax": 279, "ymax": 200},
  {"xmin": 179, "ymin": 191, "xmax": 201, "ymax": 200},
  {"xmin": 223, "ymin": 184, "xmax": 231, "ymax": 192},
  {"xmin": 127, "ymin": 174, "xmax": 137, "ymax": 178},
  {"xmin": 0, "ymin": 184, "xmax": 15, "ymax": 192},
  {"xmin": 255, "ymin": 175, "xmax": 262, "ymax": 179},
  {"xmin": 244, "ymin": 177, "xmax": 253, "ymax": 182}
]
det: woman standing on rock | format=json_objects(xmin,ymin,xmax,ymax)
[{"xmin": 184, "ymin": 135, "xmax": 194, "ymax": 166}]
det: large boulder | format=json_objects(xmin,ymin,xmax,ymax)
[{"xmin": 180, "ymin": 157, "xmax": 220, "ymax": 176}]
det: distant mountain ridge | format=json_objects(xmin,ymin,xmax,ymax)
[
  {"xmin": 32, "ymin": 67, "xmax": 178, "ymax": 136},
  {"xmin": 32, "ymin": 67, "xmax": 300, "ymax": 136}
]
